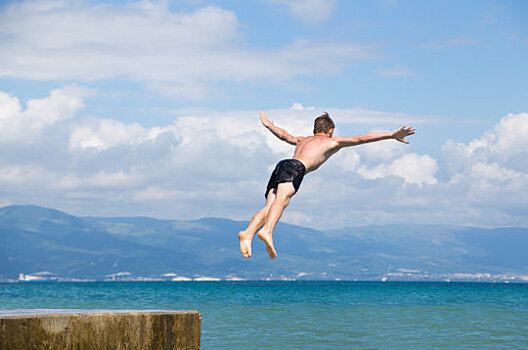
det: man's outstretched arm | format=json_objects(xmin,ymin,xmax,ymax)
[
  {"xmin": 334, "ymin": 126, "xmax": 415, "ymax": 148},
  {"xmin": 260, "ymin": 111, "xmax": 304, "ymax": 145}
]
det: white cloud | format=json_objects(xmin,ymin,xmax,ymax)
[
  {"xmin": 357, "ymin": 153, "xmax": 438, "ymax": 186},
  {"xmin": 290, "ymin": 102, "xmax": 315, "ymax": 111},
  {"xmin": 0, "ymin": 165, "xmax": 47, "ymax": 185},
  {"xmin": 483, "ymin": 113, "xmax": 528, "ymax": 160},
  {"xmin": 133, "ymin": 185, "xmax": 182, "ymax": 201},
  {"xmin": 442, "ymin": 113, "xmax": 528, "ymax": 173},
  {"xmin": 388, "ymin": 154, "xmax": 439, "ymax": 185},
  {"xmin": 270, "ymin": 0, "xmax": 337, "ymax": 23},
  {"xmin": 470, "ymin": 162, "xmax": 521, "ymax": 181},
  {"xmin": 69, "ymin": 119, "xmax": 152, "ymax": 151},
  {"xmin": 436, "ymin": 112, "xmax": 528, "ymax": 226},
  {"xmin": 1, "ymin": 88, "xmax": 527, "ymax": 228},
  {"xmin": 283, "ymin": 210, "xmax": 313, "ymax": 225},
  {"xmin": 334, "ymin": 150, "xmax": 361, "ymax": 172},
  {"xmin": 0, "ymin": 88, "xmax": 84, "ymax": 142},
  {"xmin": 356, "ymin": 138, "xmax": 407, "ymax": 162},
  {"xmin": 0, "ymin": 0, "xmax": 372, "ymax": 99},
  {"xmin": 52, "ymin": 170, "xmax": 144, "ymax": 190}
]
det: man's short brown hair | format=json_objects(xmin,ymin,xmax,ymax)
[{"xmin": 313, "ymin": 112, "xmax": 335, "ymax": 134}]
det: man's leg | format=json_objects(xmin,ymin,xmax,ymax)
[
  {"xmin": 258, "ymin": 182, "xmax": 296, "ymax": 259},
  {"xmin": 238, "ymin": 189, "xmax": 276, "ymax": 258}
]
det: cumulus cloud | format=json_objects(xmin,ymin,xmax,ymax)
[
  {"xmin": 1, "ymin": 88, "xmax": 527, "ymax": 228},
  {"xmin": 0, "ymin": 88, "xmax": 84, "ymax": 142},
  {"xmin": 0, "ymin": 0, "xmax": 373, "ymax": 99},
  {"xmin": 69, "ymin": 119, "xmax": 153, "ymax": 151},
  {"xmin": 442, "ymin": 113, "xmax": 528, "ymax": 174},
  {"xmin": 437, "ymin": 113, "xmax": 528, "ymax": 225},
  {"xmin": 357, "ymin": 153, "xmax": 438, "ymax": 186}
]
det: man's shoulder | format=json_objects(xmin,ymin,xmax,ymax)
[
  {"xmin": 301, "ymin": 135, "xmax": 331, "ymax": 141},
  {"xmin": 300, "ymin": 135, "xmax": 339, "ymax": 148}
]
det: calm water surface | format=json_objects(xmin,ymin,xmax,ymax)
[{"xmin": 1, "ymin": 281, "xmax": 527, "ymax": 349}]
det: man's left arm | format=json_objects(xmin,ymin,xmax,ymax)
[{"xmin": 334, "ymin": 126, "xmax": 415, "ymax": 148}]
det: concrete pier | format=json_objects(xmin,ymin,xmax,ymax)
[{"xmin": 0, "ymin": 309, "xmax": 201, "ymax": 349}]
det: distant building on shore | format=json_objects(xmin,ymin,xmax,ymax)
[
  {"xmin": 18, "ymin": 272, "xmax": 58, "ymax": 283},
  {"xmin": 104, "ymin": 272, "xmax": 132, "ymax": 281}
]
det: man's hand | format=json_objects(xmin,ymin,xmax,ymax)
[
  {"xmin": 392, "ymin": 126, "xmax": 415, "ymax": 144},
  {"xmin": 260, "ymin": 111, "xmax": 273, "ymax": 129}
]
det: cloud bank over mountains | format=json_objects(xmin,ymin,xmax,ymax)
[
  {"xmin": 1, "ymin": 88, "xmax": 526, "ymax": 228},
  {"xmin": 1, "ymin": 1, "xmax": 526, "ymax": 229}
]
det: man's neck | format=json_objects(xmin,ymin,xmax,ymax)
[{"xmin": 314, "ymin": 132, "xmax": 331, "ymax": 137}]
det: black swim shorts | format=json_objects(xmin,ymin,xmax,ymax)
[{"xmin": 265, "ymin": 159, "xmax": 306, "ymax": 198}]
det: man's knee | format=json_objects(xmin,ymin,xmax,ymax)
[
  {"xmin": 276, "ymin": 182, "xmax": 296, "ymax": 198},
  {"xmin": 276, "ymin": 190, "xmax": 293, "ymax": 201}
]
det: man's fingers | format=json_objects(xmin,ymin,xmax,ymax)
[{"xmin": 396, "ymin": 126, "xmax": 414, "ymax": 142}]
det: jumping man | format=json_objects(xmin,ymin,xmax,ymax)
[{"xmin": 239, "ymin": 111, "xmax": 415, "ymax": 259}]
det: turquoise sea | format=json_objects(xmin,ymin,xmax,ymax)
[{"xmin": 1, "ymin": 281, "xmax": 527, "ymax": 348}]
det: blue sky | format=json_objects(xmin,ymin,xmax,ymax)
[{"xmin": 0, "ymin": 0, "xmax": 527, "ymax": 228}]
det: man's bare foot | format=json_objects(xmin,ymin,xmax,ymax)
[
  {"xmin": 238, "ymin": 231, "xmax": 252, "ymax": 258},
  {"xmin": 257, "ymin": 230, "xmax": 277, "ymax": 259}
]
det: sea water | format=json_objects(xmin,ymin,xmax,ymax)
[{"xmin": 1, "ymin": 281, "xmax": 527, "ymax": 349}]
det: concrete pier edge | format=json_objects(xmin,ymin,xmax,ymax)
[{"xmin": 0, "ymin": 309, "xmax": 201, "ymax": 349}]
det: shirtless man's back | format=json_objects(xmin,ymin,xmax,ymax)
[
  {"xmin": 239, "ymin": 111, "xmax": 414, "ymax": 259},
  {"xmin": 292, "ymin": 135, "xmax": 339, "ymax": 173}
]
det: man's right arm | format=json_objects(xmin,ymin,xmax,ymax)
[
  {"xmin": 260, "ymin": 111, "xmax": 304, "ymax": 145},
  {"xmin": 334, "ymin": 126, "xmax": 415, "ymax": 149}
]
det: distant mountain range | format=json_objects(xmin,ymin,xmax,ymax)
[{"xmin": 1, "ymin": 205, "xmax": 527, "ymax": 281}]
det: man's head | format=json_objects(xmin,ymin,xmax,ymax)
[{"xmin": 313, "ymin": 112, "xmax": 335, "ymax": 136}]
